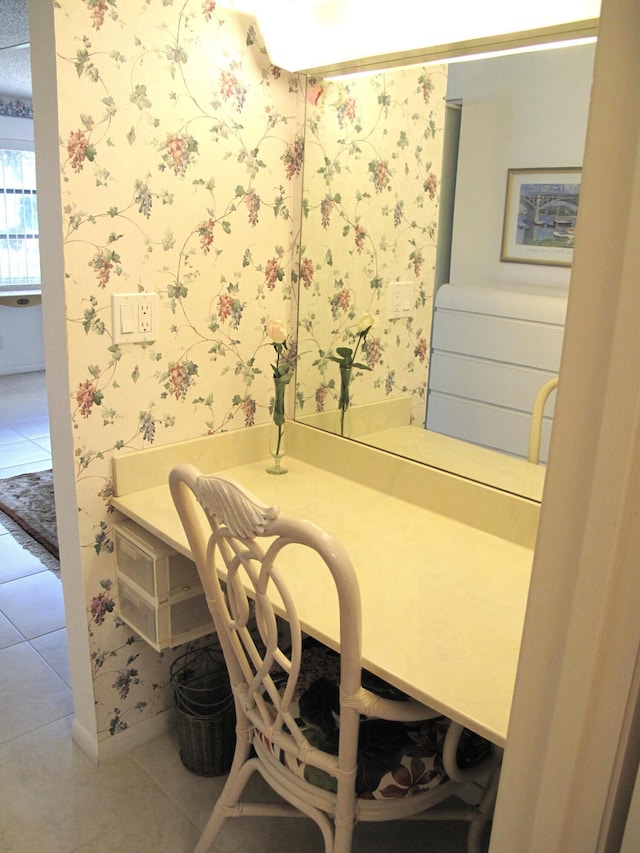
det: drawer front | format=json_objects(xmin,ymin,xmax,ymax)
[
  {"xmin": 114, "ymin": 522, "xmax": 202, "ymax": 602},
  {"xmin": 117, "ymin": 577, "xmax": 214, "ymax": 651},
  {"xmin": 114, "ymin": 527, "xmax": 158, "ymax": 597},
  {"xmin": 117, "ymin": 577, "xmax": 159, "ymax": 646}
]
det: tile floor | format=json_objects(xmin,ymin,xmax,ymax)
[{"xmin": 0, "ymin": 371, "xmax": 474, "ymax": 852}]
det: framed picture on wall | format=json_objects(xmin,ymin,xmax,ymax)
[{"xmin": 501, "ymin": 167, "xmax": 581, "ymax": 267}]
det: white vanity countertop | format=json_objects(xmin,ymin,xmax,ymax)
[
  {"xmin": 360, "ymin": 424, "xmax": 546, "ymax": 502},
  {"xmin": 112, "ymin": 430, "xmax": 534, "ymax": 747}
]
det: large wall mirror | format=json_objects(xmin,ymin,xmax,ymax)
[{"xmin": 294, "ymin": 40, "xmax": 596, "ymax": 501}]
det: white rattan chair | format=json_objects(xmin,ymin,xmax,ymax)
[
  {"xmin": 528, "ymin": 376, "xmax": 559, "ymax": 464},
  {"xmin": 169, "ymin": 464, "xmax": 501, "ymax": 853}
]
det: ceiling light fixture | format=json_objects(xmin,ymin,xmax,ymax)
[{"xmin": 254, "ymin": 0, "xmax": 601, "ymax": 76}]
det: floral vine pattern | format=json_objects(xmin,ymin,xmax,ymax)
[
  {"xmin": 295, "ymin": 68, "xmax": 447, "ymax": 428},
  {"xmin": 54, "ymin": 0, "xmax": 305, "ymax": 739},
  {"xmin": 52, "ymin": 1, "xmax": 446, "ymax": 743}
]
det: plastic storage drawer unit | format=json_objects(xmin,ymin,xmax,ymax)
[{"xmin": 114, "ymin": 521, "xmax": 214, "ymax": 651}]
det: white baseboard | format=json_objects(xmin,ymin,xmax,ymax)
[{"xmin": 72, "ymin": 707, "xmax": 176, "ymax": 763}]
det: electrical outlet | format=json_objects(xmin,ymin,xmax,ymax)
[
  {"xmin": 388, "ymin": 281, "xmax": 414, "ymax": 319},
  {"xmin": 138, "ymin": 301, "xmax": 152, "ymax": 333},
  {"xmin": 112, "ymin": 293, "xmax": 158, "ymax": 343}
]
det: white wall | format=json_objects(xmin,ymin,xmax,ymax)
[
  {"xmin": 425, "ymin": 44, "xmax": 595, "ymax": 455},
  {"xmin": 0, "ymin": 299, "xmax": 44, "ymax": 375},
  {"xmin": 447, "ymin": 43, "xmax": 596, "ymax": 295},
  {"xmin": 0, "ymin": 114, "xmax": 44, "ymax": 375},
  {"xmin": 0, "ymin": 115, "xmax": 33, "ymax": 150}
]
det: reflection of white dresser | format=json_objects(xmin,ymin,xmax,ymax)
[{"xmin": 427, "ymin": 284, "xmax": 567, "ymax": 462}]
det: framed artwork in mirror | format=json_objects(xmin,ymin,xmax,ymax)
[{"xmin": 501, "ymin": 167, "xmax": 581, "ymax": 267}]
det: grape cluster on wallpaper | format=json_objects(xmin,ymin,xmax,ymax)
[{"xmin": 51, "ymin": 0, "xmax": 445, "ymax": 739}]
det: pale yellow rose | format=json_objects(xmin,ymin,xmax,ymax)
[
  {"xmin": 356, "ymin": 313, "xmax": 375, "ymax": 334},
  {"xmin": 267, "ymin": 319, "xmax": 287, "ymax": 344}
]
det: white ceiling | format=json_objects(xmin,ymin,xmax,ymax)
[{"xmin": 0, "ymin": 0, "xmax": 32, "ymax": 100}]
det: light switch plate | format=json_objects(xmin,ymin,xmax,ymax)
[{"xmin": 112, "ymin": 293, "xmax": 159, "ymax": 344}]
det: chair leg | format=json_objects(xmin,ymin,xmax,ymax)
[
  {"xmin": 467, "ymin": 816, "xmax": 489, "ymax": 853},
  {"xmin": 194, "ymin": 805, "xmax": 227, "ymax": 853},
  {"xmin": 333, "ymin": 821, "xmax": 355, "ymax": 853},
  {"xmin": 194, "ymin": 735, "xmax": 254, "ymax": 853},
  {"xmin": 467, "ymin": 759, "xmax": 502, "ymax": 853}
]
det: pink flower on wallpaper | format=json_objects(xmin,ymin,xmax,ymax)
[
  {"xmin": 320, "ymin": 196, "xmax": 334, "ymax": 229},
  {"xmin": 84, "ymin": 0, "xmax": 110, "ymax": 30},
  {"xmin": 368, "ymin": 159, "xmax": 390, "ymax": 193},
  {"xmin": 162, "ymin": 133, "xmax": 198, "ymax": 177},
  {"xmin": 219, "ymin": 70, "xmax": 237, "ymax": 99},
  {"xmin": 202, "ymin": 0, "xmax": 217, "ymax": 21},
  {"xmin": 299, "ymin": 256, "xmax": 314, "ymax": 289},
  {"xmin": 89, "ymin": 248, "xmax": 119, "ymax": 288},
  {"xmin": 336, "ymin": 97, "xmax": 357, "ymax": 128},
  {"xmin": 245, "ymin": 191, "xmax": 261, "ymax": 226},
  {"xmin": 330, "ymin": 287, "xmax": 351, "ymax": 319},
  {"xmin": 67, "ymin": 129, "xmax": 93, "ymax": 172},
  {"xmin": 315, "ymin": 384, "xmax": 329, "ymax": 413},
  {"xmin": 282, "ymin": 136, "xmax": 304, "ymax": 179},
  {"xmin": 167, "ymin": 361, "xmax": 197, "ymax": 400},
  {"xmin": 197, "ymin": 218, "xmax": 215, "ymax": 254},
  {"xmin": 240, "ymin": 397, "xmax": 256, "ymax": 427},
  {"xmin": 114, "ymin": 669, "xmax": 140, "ymax": 700},
  {"xmin": 217, "ymin": 293, "xmax": 234, "ymax": 321},
  {"xmin": 415, "ymin": 337, "xmax": 429, "ymax": 363},
  {"xmin": 219, "ymin": 70, "xmax": 247, "ymax": 111},
  {"xmin": 76, "ymin": 379, "xmax": 99, "ymax": 418},
  {"xmin": 90, "ymin": 589, "xmax": 115, "ymax": 625},
  {"xmin": 337, "ymin": 289, "xmax": 350, "ymax": 311},
  {"xmin": 354, "ymin": 224, "xmax": 366, "ymax": 253},
  {"xmin": 365, "ymin": 337, "xmax": 381, "ymax": 369},
  {"xmin": 410, "ymin": 247, "xmax": 424, "ymax": 277},
  {"xmin": 425, "ymin": 171, "xmax": 438, "ymax": 201},
  {"xmin": 264, "ymin": 257, "xmax": 282, "ymax": 290},
  {"xmin": 419, "ymin": 74, "xmax": 435, "ymax": 105}
]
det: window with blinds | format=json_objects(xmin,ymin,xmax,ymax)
[{"xmin": 0, "ymin": 148, "xmax": 40, "ymax": 291}]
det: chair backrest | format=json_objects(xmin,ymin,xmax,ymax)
[
  {"xmin": 169, "ymin": 463, "xmax": 364, "ymax": 790},
  {"xmin": 528, "ymin": 375, "xmax": 559, "ymax": 464}
]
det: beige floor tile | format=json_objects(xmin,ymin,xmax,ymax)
[
  {"xmin": 0, "ymin": 717, "xmax": 188, "ymax": 853},
  {"xmin": 0, "ymin": 570, "xmax": 65, "ymax": 639},
  {"xmin": 0, "ymin": 438, "xmax": 50, "ymax": 469},
  {"xmin": 131, "ymin": 728, "xmax": 228, "ymax": 829},
  {"xmin": 65, "ymin": 801, "xmax": 201, "ymax": 853},
  {"xmin": 31, "ymin": 627, "xmax": 72, "ymax": 687},
  {"xmin": 132, "ymin": 730, "xmax": 471, "ymax": 853},
  {"xmin": 0, "ymin": 610, "xmax": 23, "ymax": 650},
  {"xmin": 199, "ymin": 810, "xmax": 469, "ymax": 853},
  {"xmin": 7, "ymin": 416, "xmax": 51, "ymax": 441},
  {"xmin": 0, "ymin": 534, "xmax": 50, "ymax": 583},
  {"xmin": 0, "ymin": 643, "xmax": 73, "ymax": 744}
]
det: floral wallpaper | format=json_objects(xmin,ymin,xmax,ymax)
[
  {"xmin": 50, "ymin": 1, "xmax": 447, "ymax": 746},
  {"xmin": 295, "ymin": 66, "xmax": 447, "ymax": 429},
  {"xmin": 52, "ymin": 0, "xmax": 305, "ymax": 741}
]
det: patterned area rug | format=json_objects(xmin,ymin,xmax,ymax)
[{"xmin": 0, "ymin": 469, "xmax": 59, "ymax": 572}]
